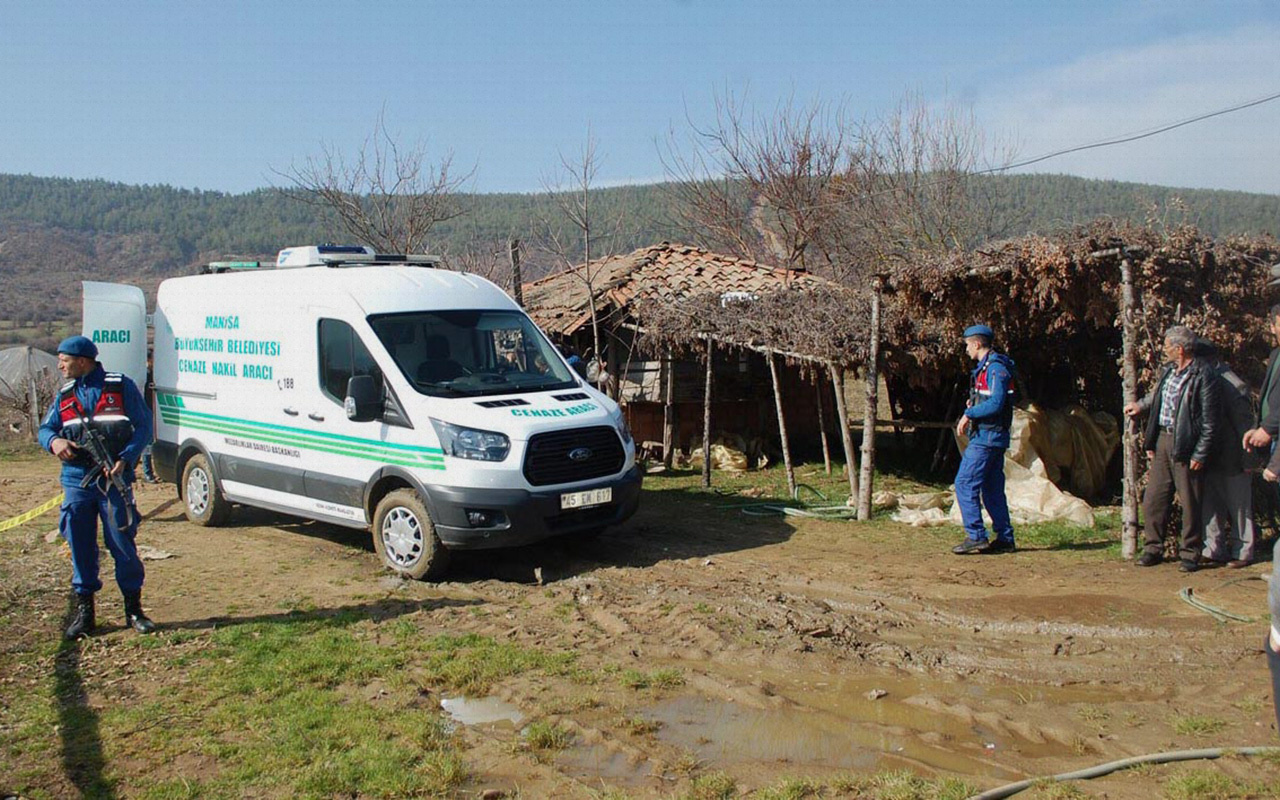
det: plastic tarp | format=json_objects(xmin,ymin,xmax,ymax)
[
  {"xmin": 887, "ymin": 404, "xmax": 1119, "ymax": 529},
  {"xmin": 0, "ymin": 346, "xmax": 59, "ymax": 402}
]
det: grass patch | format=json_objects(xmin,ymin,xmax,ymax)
[
  {"xmin": 5, "ymin": 612, "xmax": 576, "ymax": 797},
  {"xmin": 619, "ymin": 667, "xmax": 685, "ymax": 690},
  {"xmin": 1163, "ymin": 768, "xmax": 1268, "ymax": 799},
  {"xmin": 1171, "ymin": 714, "xmax": 1229, "ymax": 737},
  {"xmin": 617, "ymin": 715, "xmax": 662, "ymax": 736},
  {"xmin": 522, "ymin": 721, "xmax": 578, "ymax": 752},
  {"xmin": 754, "ymin": 776, "xmax": 822, "ymax": 799},
  {"xmin": 1024, "ymin": 780, "xmax": 1087, "ymax": 798},
  {"xmin": 679, "ymin": 771, "xmax": 737, "ymax": 800},
  {"xmin": 826, "ymin": 770, "xmax": 976, "ymax": 800},
  {"xmin": 1015, "ymin": 510, "xmax": 1122, "ymax": 553}
]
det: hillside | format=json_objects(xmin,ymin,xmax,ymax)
[{"xmin": 1, "ymin": 171, "xmax": 1278, "ymax": 350}]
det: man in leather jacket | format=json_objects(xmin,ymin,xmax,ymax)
[{"xmin": 1123, "ymin": 325, "xmax": 1221, "ymax": 572}]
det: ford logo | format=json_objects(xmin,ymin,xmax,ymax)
[{"xmin": 568, "ymin": 447, "xmax": 593, "ymax": 462}]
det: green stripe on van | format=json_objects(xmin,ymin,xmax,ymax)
[{"xmin": 157, "ymin": 402, "xmax": 445, "ymax": 471}]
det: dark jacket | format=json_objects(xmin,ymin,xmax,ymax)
[
  {"xmin": 1203, "ymin": 360, "xmax": 1254, "ymax": 473},
  {"xmin": 1260, "ymin": 346, "xmax": 1280, "ymax": 436},
  {"xmin": 1139, "ymin": 357, "xmax": 1221, "ymax": 465}
]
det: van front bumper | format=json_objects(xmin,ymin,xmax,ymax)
[{"xmin": 425, "ymin": 465, "xmax": 642, "ymax": 549}]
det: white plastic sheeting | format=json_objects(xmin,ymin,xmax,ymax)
[
  {"xmin": 887, "ymin": 404, "xmax": 1119, "ymax": 529},
  {"xmin": 0, "ymin": 346, "xmax": 59, "ymax": 402}
]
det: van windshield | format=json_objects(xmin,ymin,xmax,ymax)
[{"xmin": 368, "ymin": 310, "xmax": 580, "ymax": 397}]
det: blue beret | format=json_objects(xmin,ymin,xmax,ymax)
[
  {"xmin": 962, "ymin": 324, "xmax": 994, "ymax": 340},
  {"xmin": 57, "ymin": 335, "xmax": 98, "ymax": 359}
]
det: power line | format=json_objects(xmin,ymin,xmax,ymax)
[
  {"xmin": 978, "ymin": 89, "xmax": 1280, "ymax": 174},
  {"xmin": 686, "ymin": 88, "xmax": 1280, "ymax": 223}
]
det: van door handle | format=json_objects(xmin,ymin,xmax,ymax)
[
  {"xmin": 308, "ymin": 412, "xmax": 325, "ymax": 422},
  {"xmin": 283, "ymin": 407, "xmax": 299, "ymax": 416}
]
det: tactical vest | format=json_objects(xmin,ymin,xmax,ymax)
[
  {"xmin": 57, "ymin": 373, "xmax": 134, "ymax": 467},
  {"xmin": 969, "ymin": 353, "xmax": 1016, "ymax": 431}
]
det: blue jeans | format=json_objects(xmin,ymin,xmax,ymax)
[
  {"xmin": 141, "ymin": 446, "xmax": 156, "ymax": 481},
  {"xmin": 955, "ymin": 442, "xmax": 1014, "ymax": 544},
  {"xmin": 60, "ymin": 479, "xmax": 144, "ymax": 596}
]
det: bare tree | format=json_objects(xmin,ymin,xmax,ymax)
[
  {"xmin": 661, "ymin": 91, "xmax": 849, "ymax": 278},
  {"xmin": 662, "ymin": 91, "xmax": 1009, "ymax": 283},
  {"xmin": 437, "ymin": 235, "xmax": 513, "ymax": 290},
  {"xmin": 820, "ymin": 95, "xmax": 1012, "ymax": 274},
  {"xmin": 538, "ymin": 132, "xmax": 631, "ymax": 390},
  {"xmin": 277, "ymin": 113, "xmax": 473, "ymax": 253}
]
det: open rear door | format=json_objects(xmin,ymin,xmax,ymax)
[{"xmin": 82, "ymin": 281, "xmax": 148, "ymax": 388}]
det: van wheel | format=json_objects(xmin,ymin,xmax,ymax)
[
  {"xmin": 181, "ymin": 454, "xmax": 231, "ymax": 526},
  {"xmin": 372, "ymin": 489, "xmax": 450, "ymax": 581}
]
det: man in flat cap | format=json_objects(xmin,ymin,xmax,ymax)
[
  {"xmin": 953, "ymin": 324, "xmax": 1018, "ymax": 555},
  {"xmin": 38, "ymin": 335, "xmax": 156, "ymax": 639}
]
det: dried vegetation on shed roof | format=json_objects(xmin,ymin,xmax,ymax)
[{"xmin": 522, "ymin": 242, "xmax": 839, "ymax": 337}]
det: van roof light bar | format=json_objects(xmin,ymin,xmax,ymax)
[
  {"xmin": 275, "ymin": 245, "xmax": 440, "ymax": 269},
  {"xmin": 200, "ymin": 260, "xmax": 267, "ymax": 274}
]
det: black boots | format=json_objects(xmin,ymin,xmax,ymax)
[
  {"xmin": 64, "ymin": 591, "xmax": 156, "ymax": 638},
  {"xmin": 123, "ymin": 591, "xmax": 157, "ymax": 634},
  {"xmin": 65, "ymin": 593, "xmax": 95, "ymax": 640}
]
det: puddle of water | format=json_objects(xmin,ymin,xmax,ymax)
[
  {"xmin": 440, "ymin": 695, "xmax": 525, "ymax": 727},
  {"xmin": 639, "ymin": 665, "xmax": 1148, "ymax": 779},
  {"xmin": 557, "ymin": 743, "xmax": 655, "ymax": 788},
  {"xmin": 647, "ymin": 695, "xmax": 884, "ymax": 771}
]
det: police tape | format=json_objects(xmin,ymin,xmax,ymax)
[{"xmin": 0, "ymin": 493, "xmax": 64, "ymax": 532}]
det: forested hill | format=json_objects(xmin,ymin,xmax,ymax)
[
  {"xmin": 1, "ymin": 170, "xmax": 1278, "ymax": 349},
  {"xmin": 1, "ymin": 171, "xmax": 1278, "ymax": 258}
]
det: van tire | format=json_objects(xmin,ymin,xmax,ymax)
[
  {"xmin": 181, "ymin": 454, "xmax": 231, "ymax": 526},
  {"xmin": 372, "ymin": 489, "xmax": 449, "ymax": 581}
]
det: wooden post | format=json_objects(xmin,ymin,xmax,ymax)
[
  {"xmin": 857, "ymin": 277, "xmax": 883, "ymax": 520},
  {"xmin": 767, "ymin": 351, "xmax": 797, "ymax": 499},
  {"xmin": 662, "ymin": 349, "xmax": 676, "ymax": 469},
  {"xmin": 828, "ymin": 362, "xmax": 859, "ymax": 503},
  {"xmin": 508, "ymin": 238, "xmax": 524, "ymax": 307},
  {"xmin": 26, "ymin": 346, "xmax": 40, "ymax": 442},
  {"xmin": 1119, "ymin": 252, "xmax": 1141, "ymax": 559},
  {"xmin": 815, "ymin": 369, "xmax": 832, "ymax": 475},
  {"xmin": 702, "ymin": 341, "xmax": 714, "ymax": 488}
]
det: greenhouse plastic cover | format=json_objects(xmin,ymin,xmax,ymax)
[{"xmin": 0, "ymin": 346, "xmax": 59, "ymax": 401}]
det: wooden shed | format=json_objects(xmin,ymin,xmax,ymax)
[{"xmin": 522, "ymin": 243, "xmax": 848, "ymax": 461}]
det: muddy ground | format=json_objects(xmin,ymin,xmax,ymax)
[{"xmin": 3, "ymin": 453, "xmax": 1280, "ymax": 798}]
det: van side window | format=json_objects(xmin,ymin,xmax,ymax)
[{"xmin": 318, "ymin": 319, "xmax": 381, "ymax": 403}]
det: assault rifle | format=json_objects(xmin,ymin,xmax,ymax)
[{"xmin": 75, "ymin": 414, "xmax": 136, "ymax": 528}]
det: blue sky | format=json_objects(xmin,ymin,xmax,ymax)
[{"xmin": 2, "ymin": 1, "xmax": 1278, "ymax": 195}]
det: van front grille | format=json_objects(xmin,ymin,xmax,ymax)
[{"xmin": 523, "ymin": 426, "xmax": 624, "ymax": 487}]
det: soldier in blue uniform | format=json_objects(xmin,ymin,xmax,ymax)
[
  {"xmin": 38, "ymin": 336, "xmax": 156, "ymax": 639},
  {"xmin": 952, "ymin": 324, "xmax": 1018, "ymax": 555}
]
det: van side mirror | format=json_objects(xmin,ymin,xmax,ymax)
[{"xmin": 345, "ymin": 375, "xmax": 382, "ymax": 422}]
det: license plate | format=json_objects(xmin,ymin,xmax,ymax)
[{"xmin": 561, "ymin": 487, "xmax": 612, "ymax": 510}]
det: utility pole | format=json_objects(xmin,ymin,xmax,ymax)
[{"xmin": 508, "ymin": 238, "xmax": 524, "ymax": 308}]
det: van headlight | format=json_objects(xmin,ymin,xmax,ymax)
[
  {"xmin": 614, "ymin": 412, "xmax": 633, "ymax": 445},
  {"xmin": 429, "ymin": 419, "xmax": 510, "ymax": 462}
]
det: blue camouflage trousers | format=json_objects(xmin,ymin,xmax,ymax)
[
  {"xmin": 59, "ymin": 479, "xmax": 144, "ymax": 596},
  {"xmin": 955, "ymin": 442, "xmax": 1015, "ymax": 544}
]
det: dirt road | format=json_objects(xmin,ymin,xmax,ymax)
[{"xmin": 3, "ymin": 455, "xmax": 1278, "ymax": 798}]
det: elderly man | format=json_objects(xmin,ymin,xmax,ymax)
[
  {"xmin": 1123, "ymin": 325, "xmax": 1221, "ymax": 573},
  {"xmin": 952, "ymin": 324, "xmax": 1018, "ymax": 555},
  {"xmin": 1195, "ymin": 339, "xmax": 1256, "ymax": 568},
  {"xmin": 37, "ymin": 336, "xmax": 155, "ymax": 639}
]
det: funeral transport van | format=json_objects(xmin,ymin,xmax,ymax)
[{"xmin": 85, "ymin": 245, "xmax": 641, "ymax": 580}]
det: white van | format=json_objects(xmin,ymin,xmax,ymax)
[{"xmin": 88, "ymin": 245, "xmax": 641, "ymax": 580}]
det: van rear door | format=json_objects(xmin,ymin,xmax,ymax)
[{"xmin": 81, "ymin": 281, "xmax": 147, "ymax": 387}]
